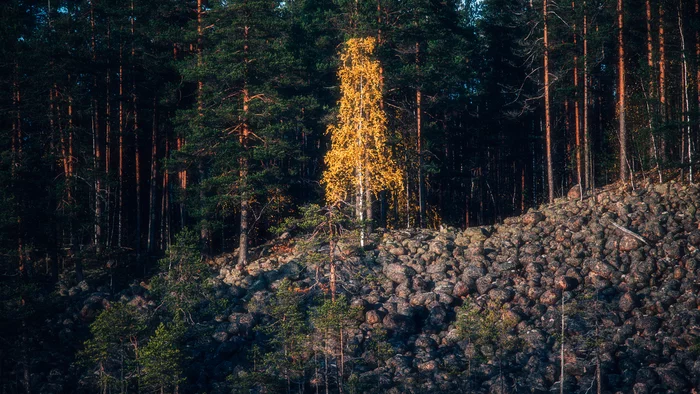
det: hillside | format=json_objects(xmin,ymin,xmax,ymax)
[
  {"xmin": 13, "ymin": 181, "xmax": 700, "ymax": 393},
  {"xmin": 206, "ymin": 181, "xmax": 700, "ymax": 393}
]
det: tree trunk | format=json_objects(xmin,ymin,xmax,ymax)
[
  {"xmin": 13, "ymin": 63, "xmax": 24, "ymax": 277},
  {"xmin": 91, "ymin": 0, "xmax": 102, "ymax": 252},
  {"xmin": 679, "ymin": 2, "xmax": 693, "ymax": 183},
  {"xmin": 148, "ymin": 97, "xmax": 158, "ymax": 254},
  {"xmin": 646, "ymin": 0, "xmax": 663, "ymax": 182},
  {"xmin": 584, "ymin": 1, "xmax": 591, "ymax": 190},
  {"xmin": 238, "ymin": 25, "xmax": 250, "ymax": 266},
  {"xmin": 106, "ymin": 18, "xmax": 113, "ymax": 248},
  {"xmin": 161, "ymin": 137, "xmax": 170, "ymax": 250},
  {"xmin": 118, "ymin": 42, "xmax": 125, "ymax": 248},
  {"xmin": 560, "ymin": 296, "xmax": 565, "ymax": 394},
  {"xmin": 177, "ymin": 136, "xmax": 186, "ymax": 229},
  {"xmin": 573, "ymin": 2, "xmax": 583, "ymax": 189},
  {"xmin": 696, "ymin": 0, "xmax": 700, "ymax": 160},
  {"xmin": 659, "ymin": 2, "xmax": 667, "ymax": 162},
  {"xmin": 197, "ymin": 0, "xmax": 210, "ymax": 252},
  {"xmin": 543, "ymin": 0, "xmax": 554, "ymax": 202},
  {"xmin": 618, "ymin": 0, "xmax": 629, "ymax": 182},
  {"xmin": 68, "ymin": 78, "xmax": 83, "ymax": 282},
  {"xmin": 416, "ymin": 42, "xmax": 426, "ymax": 226},
  {"xmin": 132, "ymin": 0, "xmax": 142, "ymax": 258}
]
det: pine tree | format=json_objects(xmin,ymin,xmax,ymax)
[
  {"xmin": 140, "ymin": 320, "xmax": 186, "ymax": 393},
  {"xmin": 79, "ymin": 303, "xmax": 146, "ymax": 393}
]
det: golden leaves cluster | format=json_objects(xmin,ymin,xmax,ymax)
[{"xmin": 322, "ymin": 37, "xmax": 404, "ymax": 205}]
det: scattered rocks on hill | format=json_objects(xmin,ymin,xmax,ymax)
[
  {"xmin": 41, "ymin": 181, "xmax": 700, "ymax": 393},
  {"xmin": 202, "ymin": 181, "xmax": 700, "ymax": 393}
]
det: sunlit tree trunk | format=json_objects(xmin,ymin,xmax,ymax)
[
  {"xmin": 646, "ymin": 0, "xmax": 663, "ymax": 182},
  {"xmin": 416, "ymin": 42, "xmax": 426, "ymax": 226},
  {"xmin": 618, "ymin": 0, "xmax": 629, "ymax": 182},
  {"xmin": 573, "ymin": 1, "xmax": 583, "ymax": 189},
  {"xmin": 679, "ymin": 2, "xmax": 693, "ymax": 183},
  {"xmin": 659, "ymin": 2, "xmax": 667, "ymax": 161},
  {"xmin": 544, "ymin": 0, "xmax": 554, "ymax": 202},
  {"xmin": 584, "ymin": 1, "xmax": 591, "ymax": 190},
  {"xmin": 696, "ymin": 0, "xmax": 700, "ymax": 157}
]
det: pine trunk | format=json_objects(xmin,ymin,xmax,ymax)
[
  {"xmin": 132, "ymin": 0, "xmax": 142, "ymax": 258},
  {"xmin": 416, "ymin": 42, "xmax": 426, "ymax": 226},
  {"xmin": 197, "ymin": 0, "xmax": 210, "ymax": 252},
  {"xmin": 238, "ymin": 24, "xmax": 250, "ymax": 266},
  {"xmin": 118, "ymin": 42, "xmax": 124, "ymax": 248},
  {"xmin": 544, "ymin": 0, "xmax": 554, "ymax": 202},
  {"xmin": 679, "ymin": 2, "xmax": 693, "ymax": 183},
  {"xmin": 161, "ymin": 137, "xmax": 170, "ymax": 250},
  {"xmin": 13, "ymin": 63, "xmax": 24, "ymax": 277},
  {"xmin": 584, "ymin": 1, "xmax": 591, "ymax": 190},
  {"xmin": 91, "ymin": 0, "xmax": 102, "ymax": 252},
  {"xmin": 106, "ymin": 18, "xmax": 113, "ymax": 248},
  {"xmin": 659, "ymin": 2, "xmax": 667, "ymax": 162},
  {"xmin": 148, "ymin": 96, "xmax": 158, "ymax": 254},
  {"xmin": 646, "ymin": 0, "xmax": 663, "ymax": 182},
  {"xmin": 68, "ymin": 79, "xmax": 83, "ymax": 282},
  {"xmin": 573, "ymin": 1, "xmax": 583, "ymax": 189},
  {"xmin": 618, "ymin": 0, "xmax": 628, "ymax": 182}
]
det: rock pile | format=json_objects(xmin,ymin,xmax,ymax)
[
  {"xmin": 35, "ymin": 181, "xmax": 700, "ymax": 393},
  {"xmin": 207, "ymin": 181, "xmax": 700, "ymax": 393}
]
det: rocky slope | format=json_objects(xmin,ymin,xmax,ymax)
[
  {"xmin": 40, "ymin": 181, "xmax": 700, "ymax": 393},
  {"xmin": 211, "ymin": 181, "xmax": 700, "ymax": 393}
]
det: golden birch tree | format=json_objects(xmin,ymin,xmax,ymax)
[{"xmin": 322, "ymin": 37, "xmax": 403, "ymax": 245}]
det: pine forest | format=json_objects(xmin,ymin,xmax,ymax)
[{"xmin": 2, "ymin": 0, "xmax": 700, "ymax": 393}]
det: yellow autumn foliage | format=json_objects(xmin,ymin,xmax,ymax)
[{"xmin": 322, "ymin": 37, "xmax": 403, "ymax": 206}]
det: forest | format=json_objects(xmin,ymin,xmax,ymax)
[
  {"xmin": 1, "ymin": 0, "xmax": 700, "ymax": 392},
  {"xmin": 1, "ymin": 0, "xmax": 698, "ymax": 272}
]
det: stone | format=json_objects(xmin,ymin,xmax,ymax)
[
  {"xmin": 567, "ymin": 185, "xmax": 581, "ymax": 200},
  {"xmin": 522, "ymin": 211, "xmax": 545, "ymax": 226},
  {"xmin": 657, "ymin": 366, "xmax": 689, "ymax": 390},
  {"xmin": 463, "ymin": 262, "xmax": 487, "ymax": 279},
  {"xmin": 540, "ymin": 290, "xmax": 559, "ymax": 306},
  {"xmin": 453, "ymin": 281, "xmax": 470, "ymax": 297},
  {"xmin": 389, "ymin": 246, "xmax": 407, "ymax": 256},
  {"xmin": 416, "ymin": 360, "xmax": 438, "ymax": 372},
  {"xmin": 383, "ymin": 263, "xmax": 413, "ymax": 284},
  {"xmin": 212, "ymin": 331, "xmax": 229, "ymax": 342},
  {"xmin": 556, "ymin": 276, "xmax": 578, "ymax": 290},
  {"xmin": 476, "ymin": 276, "xmax": 494, "ymax": 295},
  {"xmin": 619, "ymin": 292, "xmax": 638, "ymax": 313},
  {"xmin": 635, "ymin": 316, "xmax": 661, "ymax": 335},
  {"xmin": 366, "ymin": 310, "xmax": 382, "ymax": 325},
  {"xmin": 488, "ymin": 288, "xmax": 514, "ymax": 304},
  {"xmin": 619, "ymin": 235, "xmax": 641, "ymax": 252}
]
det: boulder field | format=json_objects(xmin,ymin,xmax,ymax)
[
  {"xmin": 207, "ymin": 181, "xmax": 700, "ymax": 393},
  {"xmin": 50, "ymin": 181, "xmax": 700, "ymax": 393}
]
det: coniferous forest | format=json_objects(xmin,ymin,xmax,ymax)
[{"xmin": 2, "ymin": 0, "xmax": 700, "ymax": 393}]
